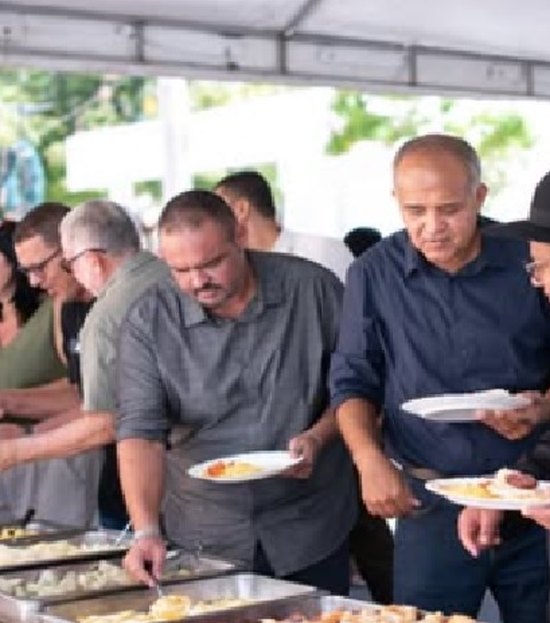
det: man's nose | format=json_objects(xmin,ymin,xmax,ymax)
[
  {"xmin": 189, "ymin": 268, "xmax": 209, "ymax": 289},
  {"xmin": 424, "ymin": 211, "xmax": 444, "ymax": 236}
]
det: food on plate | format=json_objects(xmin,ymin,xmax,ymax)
[
  {"xmin": 486, "ymin": 468, "xmax": 537, "ymax": 496},
  {"xmin": 260, "ymin": 605, "xmax": 476, "ymax": 623},
  {"xmin": 78, "ymin": 595, "xmax": 253, "ymax": 623},
  {"xmin": 437, "ymin": 468, "xmax": 550, "ymax": 503},
  {"xmin": 204, "ymin": 459, "xmax": 263, "ymax": 479}
]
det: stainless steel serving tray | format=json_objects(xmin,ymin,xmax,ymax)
[
  {"xmin": 139, "ymin": 594, "xmax": 484, "ymax": 623},
  {"xmin": 0, "ymin": 552, "xmax": 242, "ymax": 607},
  {"xmin": 37, "ymin": 573, "xmax": 320, "ymax": 623},
  {"xmin": 0, "ymin": 522, "xmax": 82, "ymax": 546},
  {"xmin": 0, "ymin": 529, "xmax": 132, "ymax": 573},
  {"xmin": 174, "ymin": 595, "xmax": 379, "ymax": 623},
  {"xmin": 0, "ymin": 590, "xmax": 38, "ymax": 623}
]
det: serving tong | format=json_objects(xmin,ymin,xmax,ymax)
[
  {"xmin": 149, "ymin": 542, "xmax": 204, "ymax": 598},
  {"xmin": 116, "ymin": 522, "xmax": 203, "ymax": 597}
]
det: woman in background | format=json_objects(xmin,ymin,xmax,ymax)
[{"xmin": 0, "ymin": 220, "xmax": 41, "ymax": 348}]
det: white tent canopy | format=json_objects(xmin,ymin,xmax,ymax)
[{"xmin": 1, "ymin": 0, "xmax": 550, "ymax": 98}]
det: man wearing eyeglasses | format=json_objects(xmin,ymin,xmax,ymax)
[
  {"xmin": 0, "ymin": 201, "xmax": 100, "ymax": 528},
  {"xmin": 0, "ymin": 199, "xmax": 170, "ymax": 531},
  {"xmin": 0, "ymin": 203, "xmax": 89, "ymax": 413}
]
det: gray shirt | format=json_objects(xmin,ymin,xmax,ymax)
[
  {"xmin": 117, "ymin": 251, "xmax": 356, "ymax": 575},
  {"xmin": 80, "ymin": 250, "xmax": 170, "ymax": 412}
]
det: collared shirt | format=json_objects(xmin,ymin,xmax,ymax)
[
  {"xmin": 80, "ymin": 250, "xmax": 170, "ymax": 412},
  {"xmin": 274, "ymin": 229, "xmax": 353, "ymax": 283},
  {"xmin": 116, "ymin": 251, "xmax": 356, "ymax": 575},
  {"xmin": 330, "ymin": 230, "xmax": 550, "ymax": 476},
  {"xmin": 80, "ymin": 251, "xmax": 170, "ymax": 524}
]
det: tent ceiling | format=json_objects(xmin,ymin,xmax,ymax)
[{"xmin": 1, "ymin": 0, "xmax": 550, "ymax": 98}]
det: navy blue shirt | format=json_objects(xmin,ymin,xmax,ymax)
[{"xmin": 330, "ymin": 230, "xmax": 550, "ymax": 476}]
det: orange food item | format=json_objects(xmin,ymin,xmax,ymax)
[
  {"xmin": 204, "ymin": 459, "xmax": 263, "ymax": 479},
  {"xmin": 205, "ymin": 461, "xmax": 226, "ymax": 477}
]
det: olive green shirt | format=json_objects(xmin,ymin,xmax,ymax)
[{"xmin": 0, "ymin": 298, "xmax": 65, "ymax": 389}]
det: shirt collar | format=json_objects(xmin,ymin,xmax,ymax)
[
  {"xmin": 97, "ymin": 251, "xmax": 156, "ymax": 300},
  {"xmin": 404, "ymin": 235, "xmax": 423, "ymax": 277},
  {"xmin": 181, "ymin": 250, "xmax": 284, "ymax": 328},
  {"xmin": 403, "ymin": 231, "xmax": 509, "ymax": 279}
]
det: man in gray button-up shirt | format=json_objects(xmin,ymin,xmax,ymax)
[{"xmin": 118, "ymin": 190, "xmax": 356, "ymax": 594}]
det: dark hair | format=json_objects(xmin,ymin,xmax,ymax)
[
  {"xmin": 159, "ymin": 190, "xmax": 237, "ymax": 240},
  {"xmin": 14, "ymin": 201, "xmax": 70, "ymax": 246},
  {"xmin": 0, "ymin": 220, "xmax": 41, "ymax": 323},
  {"xmin": 215, "ymin": 170, "xmax": 276, "ymax": 220},
  {"xmin": 344, "ymin": 227, "xmax": 382, "ymax": 258},
  {"xmin": 393, "ymin": 134, "xmax": 482, "ymax": 189}
]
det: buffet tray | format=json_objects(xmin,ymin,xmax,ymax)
[
  {"xmin": 37, "ymin": 573, "xmax": 320, "ymax": 623},
  {"xmin": 175, "ymin": 595, "xmax": 378, "ymax": 623},
  {"xmin": 147, "ymin": 594, "xmax": 485, "ymax": 623},
  {"xmin": 0, "ymin": 529, "xmax": 132, "ymax": 573},
  {"xmin": 0, "ymin": 522, "xmax": 82, "ymax": 546},
  {"xmin": 0, "ymin": 552, "xmax": 242, "ymax": 609}
]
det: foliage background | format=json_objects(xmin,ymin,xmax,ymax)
[{"xmin": 0, "ymin": 70, "xmax": 534, "ymax": 212}]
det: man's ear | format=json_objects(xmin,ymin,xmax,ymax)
[
  {"xmin": 91, "ymin": 250, "xmax": 108, "ymax": 276},
  {"xmin": 475, "ymin": 183, "xmax": 488, "ymax": 208},
  {"xmin": 233, "ymin": 198, "xmax": 251, "ymax": 224}
]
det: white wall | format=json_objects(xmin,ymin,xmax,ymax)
[{"xmin": 66, "ymin": 82, "xmax": 550, "ymax": 238}]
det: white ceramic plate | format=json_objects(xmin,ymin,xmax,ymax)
[
  {"xmin": 188, "ymin": 450, "xmax": 303, "ymax": 483},
  {"xmin": 401, "ymin": 389, "xmax": 530, "ymax": 422},
  {"xmin": 426, "ymin": 476, "xmax": 550, "ymax": 510}
]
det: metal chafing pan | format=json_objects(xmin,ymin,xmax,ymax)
[
  {"xmin": 37, "ymin": 573, "xmax": 320, "ymax": 623},
  {"xmin": 0, "ymin": 529, "xmax": 132, "ymax": 573},
  {"xmin": 172, "ymin": 595, "xmax": 380, "ymax": 623},
  {"xmin": 139, "ymin": 594, "xmax": 484, "ymax": 623},
  {"xmin": 0, "ymin": 552, "xmax": 242, "ymax": 608},
  {"xmin": 0, "ymin": 522, "xmax": 82, "ymax": 546},
  {"xmin": 0, "ymin": 591, "xmax": 38, "ymax": 623}
]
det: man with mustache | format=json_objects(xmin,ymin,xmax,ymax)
[
  {"xmin": 330, "ymin": 134, "xmax": 550, "ymax": 622},
  {"xmin": 116, "ymin": 190, "xmax": 356, "ymax": 594}
]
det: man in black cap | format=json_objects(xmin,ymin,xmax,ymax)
[{"xmin": 459, "ymin": 170, "xmax": 550, "ymax": 546}]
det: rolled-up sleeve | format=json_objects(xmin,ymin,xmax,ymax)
[
  {"xmin": 329, "ymin": 261, "xmax": 385, "ymax": 410},
  {"xmin": 116, "ymin": 299, "xmax": 170, "ymax": 442}
]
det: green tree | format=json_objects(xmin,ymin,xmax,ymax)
[
  {"xmin": 188, "ymin": 81, "xmax": 291, "ymax": 111},
  {"xmin": 327, "ymin": 91, "xmax": 533, "ymax": 200},
  {"xmin": 0, "ymin": 70, "xmax": 152, "ymax": 206},
  {"xmin": 0, "ymin": 73, "xmax": 290, "ymax": 209}
]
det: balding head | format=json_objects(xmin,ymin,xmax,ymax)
[{"xmin": 393, "ymin": 134, "xmax": 482, "ymax": 191}]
